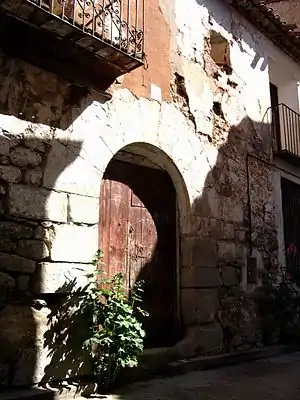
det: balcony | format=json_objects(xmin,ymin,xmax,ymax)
[
  {"xmin": 0, "ymin": 0, "xmax": 144, "ymax": 91},
  {"xmin": 272, "ymin": 103, "xmax": 300, "ymax": 165}
]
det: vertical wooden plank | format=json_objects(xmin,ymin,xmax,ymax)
[
  {"xmin": 99, "ymin": 159, "xmax": 178, "ymax": 348},
  {"xmin": 99, "ymin": 177, "xmax": 111, "ymax": 274},
  {"xmin": 108, "ymin": 180, "xmax": 130, "ymax": 278}
]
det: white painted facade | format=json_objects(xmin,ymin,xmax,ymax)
[{"xmin": 1, "ymin": 0, "xmax": 300, "ymax": 386}]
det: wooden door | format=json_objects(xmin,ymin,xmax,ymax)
[{"xmin": 100, "ymin": 159, "xmax": 178, "ymax": 348}]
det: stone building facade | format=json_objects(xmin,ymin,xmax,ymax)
[{"xmin": 1, "ymin": 0, "xmax": 300, "ymax": 388}]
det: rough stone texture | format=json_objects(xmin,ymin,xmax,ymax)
[
  {"xmin": 9, "ymin": 184, "xmax": 68, "ymax": 222},
  {"xmin": 181, "ymin": 267, "xmax": 222, "ymax": 288},
  {"xmin": 0, "ymin": 221, "xmax": 34, "ymax": 239},
  {"xmin": 50, "ymin": 224, "xmax": 98, "ymax": 263},
  {"xmin": 17, "ymin": 240, "xmax": 49, "ymax": 261},
  {"xmin": 0, "ymin": 165, "xmax": 22, "ymax": 183},
  {"xmin": 34, "ymin": 262, "xmax": 93, "ymax": 293},
  {"xmin": 0, "ymin": 305, "xmax": 51, "ymax": 386},
  {"xmin": 0, "ymin": 272, "xmax": 15, "ymax": 290},
  {"xmin": 10, "ymin": 147, "xmax": 42, "ymax": 167},
  {"xmin": 195, "ymin": 323, "xmax": 224, "ymax": 353},
  {"xmin": 16, "ymin": 274, "xmax": 30, "ymax": 291},
  {"xmin": 0, "ymin": 239, "xmax": 17, "ymax": 252},
  {"xmin": 192, "ymin": 238, "xmax": 218, "ymax": 268},
  {"xmin": 181, "ymin": 288, "xmax": 218, "ymax": 324},
  {"xmin": 0, "ymin": 0, "xmax": 291, "ymax": 385},
  {"xmin": 221, "ymin": 266, "xmax": 240, "ymax": 287},
  {"xmin": 218, "ymin": 287, "xmax": 262, "ymax": 351},
  {"xmin": 24, "ymin": 169, "xmax": 43, "ymax": 186},
  {"xmin": 0, "ymin": 253, "xmax": 36, "ymax": 273}
]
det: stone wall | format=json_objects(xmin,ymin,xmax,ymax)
[{"xmin": 0, "ymin": 0, "xmax": 299, "ymax": 388}]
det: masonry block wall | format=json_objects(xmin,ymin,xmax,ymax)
[{"xmin": 0, "ymin": 0, "xmax": 299, "ymax": 388}]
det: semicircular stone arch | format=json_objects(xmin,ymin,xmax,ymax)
[{"xmin": 61, "ymin": 89, "xmax": 217, "ymax": 234}]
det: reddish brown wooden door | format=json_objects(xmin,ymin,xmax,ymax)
[{"xmin": 100, "ymin": 159, "xmax": 178, "ymax": 348}]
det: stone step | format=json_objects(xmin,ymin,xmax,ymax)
[
  {"xmin": 117, "ymin": 344, "xmax": 299, "ymax": 386},
  {"xmin": 164, "ymin": 344, "xmax": 299, "ymax": 377}
]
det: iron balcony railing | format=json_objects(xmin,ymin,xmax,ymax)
[
  {"xmin": 272, "ymin": 103, "xmax": 300, "ymax": 160},
  {"xmin": 26, "ymin": 0, "xmax": 145, "ymax": 60}
]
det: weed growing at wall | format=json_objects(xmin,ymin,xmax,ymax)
[
  {"xmin": 81, "ymin": 250, "xmax": 149, "ymax": 392},
  {"xmin": 257, "ymin": 245, "xmax": 300, "ymax": 345}
]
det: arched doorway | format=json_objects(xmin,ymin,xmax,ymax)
[{"xmin": 99, "ymin": 144, "xmax": 184, "ymax": 348}]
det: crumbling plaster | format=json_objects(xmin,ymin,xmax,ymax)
[{"xmin": 2, "ymin": 0, "xmax": 300, "ymax": 387}]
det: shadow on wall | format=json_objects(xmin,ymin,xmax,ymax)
[
  {"xmin": 0, "ymin": 35, "xmax": 278, "ymax": 393},
  {"xmin": 195, "ymin": 0, "xmax": 268, "ymax": 72},
  {"xmin": 123, "ymin": 113, "xmax": 277, "ymax": 368},
  {"xmin": 0, "ymin": 132, "xmax": 83, "ymax": 387},
  {"xmin": 34, "ymin": 119, "xmax": 276, "ymax": 391},
  {"xmin": 0, "ymin": 48, "xmax": 108, "ymax": 389},
  {"xmin": 0, "ymin": 49, "xmax": 108, "ymax": 130}
]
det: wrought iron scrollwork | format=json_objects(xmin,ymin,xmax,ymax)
[{"xmin": 27, "ymin": 0, "xmax": 144, "ymax": 61}]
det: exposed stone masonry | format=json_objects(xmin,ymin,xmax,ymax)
[
  {"xmin": 0, "ymin": 126, "xmax": 97, "ymax": 386},
  {"xmin": 0, "ymin": 0, "xmax": 288, "ymax": 388}
]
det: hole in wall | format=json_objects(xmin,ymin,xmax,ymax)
[
  {"xmin": 213, "ymin": 101, "xmax": 223, "ymax": 117},
  {"xmin": 210, "ymin": 30, "xmax": 232, "ymax": 75}
]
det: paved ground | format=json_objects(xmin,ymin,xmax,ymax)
[{"xmin": 108, "ymin": 352, "xmax": 300, "ymax": 400}]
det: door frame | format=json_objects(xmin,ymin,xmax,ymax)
[{"xmin": 99, "ymin": 157, "xmax": 182, "ymax": 345}]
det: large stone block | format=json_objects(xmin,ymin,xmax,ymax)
[
  {"xmin": 0, "ymin": 253, "xmax": 36, "ymax": 273},
  {"xmin": 175, "ymin": 323, "xmax": 224, "ymax": 359},
  {"xmin": 43, "ymin": 140, "xmax": 100, "ymax": 198},
  {"xmin": 0, "ymin": 302, "xmax": 91, "ymax": 386},
  {"xmin": 51, "ymin": 224, "xmax": 98, "ymax": 263},
  {"xmin": 0, "ymin": 134, "xmax": 19, "ymax": 155},
  {"xmin": 181, "ymin": 266, "xmax": 222, "ymax": 288},
  {"xmin": 192, "ymin": 238, "xmax": 217, "ymax": 267},
  {"xmin": 0, "ymin": 305, "xmax": 50, "ymax": 386},
  {"xmin": 196, "ymin": 323, "xmax": 224, "ymax": 353},
  {"xmin": 34, "ymin": 262, "xmax": 93, "ymax": 294},
  {"xmin": 192, "ymin": 188, "xmax": 219, "ymax": 218},
  {"xmin": 217, "ymin": 241, "xmax": 245, "ymax": 262},
  {"xmin": 69, "ymin": 194, "xmax": 99, "ymax": 224},
  {"xmin": 181, "ymin": 288, "xmax": 218, "ymax": 324},
  {"xmin": 24, "ymin": 169, "xmax": 43, "ymax": 186},
  {"xmin": 221, "ymin": 266, "xmax": 240, "ymax": 286},
  {"xmin": 0, "ymin": 221, "xmax": 34, "ymax": 240},
  {"xmin": 0, "ymin": 272, "xmax": 15, "ymax": 290},
  {"xmin": 0, "ymin": 165, "xmax": 22, "ymax": 183},
  {"xmin": 17, "ymin": 240, "xmax": 49, "ymax": 261},
  {"xmin": 10, "ymin": 147, "xmax": 42, "ymax": 167},
  {"xmin": 9, "ymin": 184, "xmax": 68, "ymax": 222}
]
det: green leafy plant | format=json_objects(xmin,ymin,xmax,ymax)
[
  {"xmin": 257, "ymin": 248, "xmax": 300, "ymax": 345},
  {"xmin": 81, "ymin": 250, "xmax": 149, "ymax": 392}
]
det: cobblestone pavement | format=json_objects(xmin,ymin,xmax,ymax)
[{"xmin": 109, "ymin": 352, "xmax": 300, "ymax": 400}]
